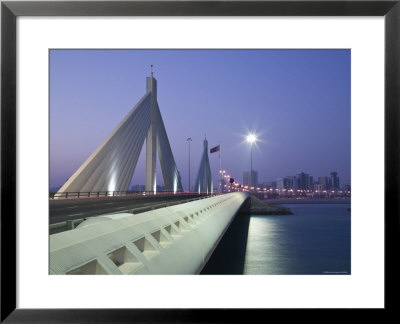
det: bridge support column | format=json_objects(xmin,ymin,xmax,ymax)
[{"xmin": 145, "ymin": 75, "xmax": 157, "ymax": 193}]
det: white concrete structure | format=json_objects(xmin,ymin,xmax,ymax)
[
  {"xmin": 194, "ymin": 139, "xmax": 213, "ymax": 194},
  {"xmin": 49, "ymin": 192, "xmax": 249, "ymax": 275},
  {"xmin": 56, "ymin": 75, "xmax": 183, "ymax": 194}
]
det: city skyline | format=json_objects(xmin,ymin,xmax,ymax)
[{"xmin": 50, "ymin": 49, "xmax": 351, "ymax": 191}]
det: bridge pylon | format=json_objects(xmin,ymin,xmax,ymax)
[
  {"xmin": 194, "ymin": 138, "xmax": 213, "ymax": 194},
  {"xmin": 56, "ymin": 75, "xmax": 183, "ymax": 194}
]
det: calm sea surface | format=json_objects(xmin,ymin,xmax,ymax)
[{"xmin": 243, "ymin": 204, "xmax": 351, "ymax": 275}]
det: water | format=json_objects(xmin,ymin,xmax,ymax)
[{"xmin": 243, "ymin": 204, "xmax": 351, "ymax": 275}]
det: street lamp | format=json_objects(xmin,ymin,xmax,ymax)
[
  {"xmin": 187, "ymin": 137, "xmax": 192, "ymax": 192},
  {"xmin": 246, "ymin": 133, "xmax": 257, "ymax": 189}
]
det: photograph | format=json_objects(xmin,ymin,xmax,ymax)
[
  {"xmin": 2, "ymin": 0, "xmax": 398, "ymax": 319},
  {"xmin": 49, "ymin": 49, "xmax": 351, "ymax": 275}
]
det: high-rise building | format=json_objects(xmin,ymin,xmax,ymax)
[
  {"xmin": 296, "ymin": 172, "xmax": 313, "ymax": 190},
  {"xmin": 314, "ymin": 183, "xmax": 322, "ymax": 192},
  {"xmin": 276, "ymin": 178, "xmax": 289, "ymax": 191},
  {"xmin": 277, "ymin": 176, "xmax": 297, "ymax": 193},
  {"xmin": 243, "ymin": 170, "xmax": 258, "ymax": 188},
  {"xmin": 330, "ymin": 172, "xmax": 340, "ymax": 190},
  {"xmin": 286, "ymin": 176, "xmax": 298, "ymax": 191},
  {"xmin": 318, "ymin": 176, "xmax": 329, "ymax": 190}
]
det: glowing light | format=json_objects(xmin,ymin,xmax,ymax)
[
  {"xmin": 173, "ymin": 174, "xmax": 177, "ymax": 194},
  {"xmin": 246, "ymin": 133, "xmax": 257, "ymax": 144},
  {"xmin": 107, "ymin": 168, "xmax": 118, "ymax": 195}
]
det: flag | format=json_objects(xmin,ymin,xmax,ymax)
[{"xmin": 210, "ymin": 145, "xmax": 220, "ymax": 154}]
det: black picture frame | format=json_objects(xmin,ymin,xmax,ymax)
[{"xmin": 1, "ymin": 0, "xmax": 399, "ymax": 322}]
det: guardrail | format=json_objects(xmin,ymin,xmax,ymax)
[{"xmin": 49, "ymin": 190, "xmax": 216, "ymax": 199}]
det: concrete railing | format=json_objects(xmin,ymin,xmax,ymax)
[
  {"xmin": 50, "ymin": 190, "xmax": 213, "ymax": 199},
  {"xmin": 49, "ymin": 192, "xmax": 249, "ymax": 275}
]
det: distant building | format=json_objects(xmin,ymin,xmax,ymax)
[
  {"xmin": 318, "ymin": 176, "xmax": 329, "ymax": 190},
  {"xmin": 330, "ymin": 172, "xmax": 340, "ymax": 190},
  {"xmin": 276, "ymin": 178, "xmax": 287, "ymax": 191},
  {"xmin": 314, "ymin": 183, "xmax": 322, "ymax": 192},
  {"xmin": 286, "ymin": 176, "xmax": 298, "ymax": 191},
  {"xmin": 262, "ymin": 181, "xmax": 277, "ymax": 189},
  {"xmin": 276, "ymin": 177, "xmax": 296, "ymax": 193},
  {"xmin": 243, "ymin": 170, "xmax": 258, "ymax": 188},
  {"xmin": 296, "ymin": 172, "xmax": 313, "ymax": 190}
]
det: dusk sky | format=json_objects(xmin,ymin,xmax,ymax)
[{"xmin": 50, "ymin": 49, "xmax": 350, "ymax": 190}]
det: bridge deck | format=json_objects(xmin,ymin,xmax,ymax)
[
  {"xmin": 49, "ymin": 192, "xmax": 249, "ymax": 275},
  {"xmin": 49, "ymin": 194, "xmax": 210, "ymax": 234}
]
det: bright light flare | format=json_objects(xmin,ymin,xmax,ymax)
[{"xmin": 246, "ymin": 133, "xmax": 257, "ymax": 144}]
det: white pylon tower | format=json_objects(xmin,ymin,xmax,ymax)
[
  {"xmin": 56, "ymin": 73, "xmax": 183, "ymax": 194},
  {"xmin": 194, "ymin": 137, "xmax": 213, "ymax": 194}
]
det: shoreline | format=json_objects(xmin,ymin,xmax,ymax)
[
  {"xmin": 265, "ymin": 198, "xmax": 351, "ymax": 205},
  {"xmin": 240, "ymin": 195, "xmax": 293, "ymax": 215}
]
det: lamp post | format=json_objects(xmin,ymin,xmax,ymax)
[
  {"xmin": 246, "ymin": 134, "xmax": 257, "ymax": 190},
  {"xmin": 187, "ymin": 137, "xmax": 192, "ymax": 192}
]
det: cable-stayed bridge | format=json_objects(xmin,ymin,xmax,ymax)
[{"xmin": 50, "ymin": 74, "xmax": 249, "ymax": 274}]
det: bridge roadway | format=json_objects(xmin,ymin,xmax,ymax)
[
  {"xmin": 50, "ymin": 192, "xmax": 249, "ymax": 274},
  {"xmin": 50, "ymin": 194, "xmax": 210, "ymax": 231}
]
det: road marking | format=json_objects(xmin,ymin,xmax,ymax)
[
  {"xmin": 67, "ymin": 206, "xmax": 78, "ymax": 209},
  {"xmin": 104, "ymin": 203, "xmax": 113, "ymax": 205},
  {"xmin": 68, "ymin": 213, "xmax": 83, "ymax": 217}
]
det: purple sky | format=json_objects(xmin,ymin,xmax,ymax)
[{"xmin": 50, "ymin": 49, "xmax": 350, "ymax": 190}]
